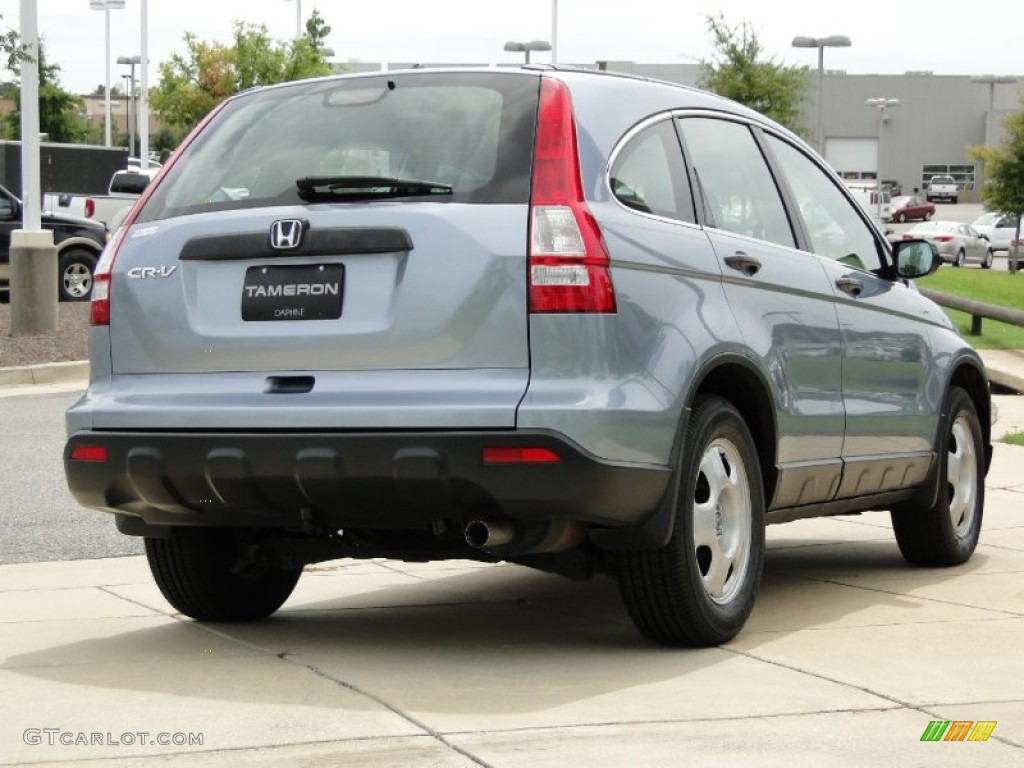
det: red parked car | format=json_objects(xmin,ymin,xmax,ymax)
[{"xmin": 889, "ymin": 195, "xmax": 935, "ymax": 223}]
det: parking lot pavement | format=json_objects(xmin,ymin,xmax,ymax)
[{"xmin": 2, "ymin": 442, "xmax": 1022, "ymax": 765}]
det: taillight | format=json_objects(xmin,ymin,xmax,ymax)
[
  {"xmin": 934, "ymin": 236, "xmax": 954, "ymax": 242},
  {"xmin": 528, "ymin": 78, "xmax": 615, "ymax": 314},
  {"xmin": 90, "ymin": 225, "xmax": 127, "ymax": 326},
  {"xmin": 84, "ymin": 198, "xmax": 95, "ymax": 218}
]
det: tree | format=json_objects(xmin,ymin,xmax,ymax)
[
  {"xmin": 149, "ymin": 16, "xmax": 334, "ymax": 134},
  {"xmin": 698, "ymin": 14, "xmax": 810, "ymax": 137},
  {"xmin": 0, "ymin": 21, "xmax": 91, "ymax": 143},
  {"xmin": 969, "ymin": 106, "xmax": 1024, "ymax": 273}
]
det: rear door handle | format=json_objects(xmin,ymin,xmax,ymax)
[
  {"xmin": 724, "ymin": 253, "xmax": 762, "ymax": 276},
  {"xmin": 835, "ymin": 277, "xmax": 864, "ymax": 298}
]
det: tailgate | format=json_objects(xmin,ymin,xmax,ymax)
[{"xmin": 109, "ymin": 205, "xmax": 529, "ymax": 375}]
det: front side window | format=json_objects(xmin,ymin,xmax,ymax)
[
  {"xmin": 677, "ymin": 117, "xmax": 795, "ymax": 248},
  {"xmin": 765, "ymin": 135, "xmax": 883, "ymax": 272}
]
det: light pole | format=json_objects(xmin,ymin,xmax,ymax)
[
  {"xmin": 792, "ymin": 35, "xmax": 851, "ymax": 155},
  {"xmin": 117, "ymin": 55, "xmax": 141, "ymax": 157},
  {"xmin": 89, "ymin": 1, "xmax": 126, "ymax": 148},
  {"xmin": 866, "ymin": 98, "xmax": 900, "ymax": 222},
  {"xmin": 551, "ymin": 0, "xmax": 558, "ymax": 63},
  {"xmin": 284, "ymin": 0, "xmax": 302, "ymax": 38},
  {"xmin": 504, "ymin": 40, "xmax": 551, "ymax": 64},
  {"xmin": 971, "ymin": 75, "xmax": 1018, "ymax": 147}
]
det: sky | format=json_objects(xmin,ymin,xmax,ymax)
[{"xmin": 0, "ymin": 0, "xmax": 1022, "ymax": 96}]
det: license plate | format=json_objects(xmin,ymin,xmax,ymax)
[{"xmin": 241, "ymin": 264, "xmax": 344, "ymax": 321}]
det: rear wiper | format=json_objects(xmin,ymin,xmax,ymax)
[{"xmin": 296, "ymin": 175, "xmax": 453, "ymax": 201}]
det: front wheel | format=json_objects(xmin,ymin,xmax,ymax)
[
  {"xmin": 924, "ymin": 210, "xmax": 933, "ymax": 221},
  {"xmin": 982, "ymin": 249, "xmax": 994, "ymax": 269},
  {"xmin": 890, "ymin": 387, "xmax": 984, "ymax": 566},
  {"xmin": 896, "ymin": 212, "xmax": 907, "ymax": 223},
  {"xmin": 617, "ymin": 396, "xmax": 765, "ymax": 646},
  {"xmin": 145, "ymin": 528, "xmax": 302, "ymax": 621}
]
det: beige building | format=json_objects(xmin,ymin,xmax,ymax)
[{"xmin": 81, "ymin": 95, "xmax": 163, "ymax": 138}]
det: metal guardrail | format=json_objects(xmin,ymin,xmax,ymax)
[{"xmin": 919, "ymin": 287, "xmax": 1024, "ymax": 335}]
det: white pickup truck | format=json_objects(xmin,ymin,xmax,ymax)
[
  {"xmin": 925, "ymin": 174, "xmax": 959, "ymax": 204},
  {"xmin": 44, "ymin": 167, "xmax": 159, "ymax": 227}
]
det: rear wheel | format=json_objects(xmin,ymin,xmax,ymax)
[
  {"xmin": 617, "ymin": 396, "xmax": 765, "ymax": 646},
  {"xmin": 891, "ymin": 387, "xmax": 983, "ymax": 566},
  {"xmin": 57, "ymin": 249, "xmax": 96, "ymax": 301},
  {"xmin": 145, "ymin": 528, "xmax": 302, "ymax": 621},
  {"xmin": 954, "ymin": 249, "xmax": 966, "ymax": 267}
]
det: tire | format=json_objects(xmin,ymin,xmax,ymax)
[
  {"xmin": 924, "ymin": 210, "xmax": 933, "ymax": 221},
  {"xmin": 982, "ymin": 249, "xmax": 994, "ymax": 269},
  {"xmin": 890, "ymin": 387, "xmax": 983, "ymax": 567},
  {"xmin": 57, "ymin": 249, "xmax": 97, "ymax": 302},
  {"xmin": 145, "ymin": 528, "xmax": 302, "ymax": 621},
  {"xmin": 617, "ymin": 396, "xmax": 765, "ymax": 646},
  {"xmin": 952, "ymin": 197, "xmax": 958, "ymax": 204},
  {"xmin": 896, "ymin": 212, "xmax": 906, "ymax": 223},
  {"xmin": 954, "ymin": 249, "xmax": 965, "ymax": 267}
]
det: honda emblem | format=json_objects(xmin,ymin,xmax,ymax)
[{"xmin": 270, "ymin": 219, "xmax": 306, "ymax": 250}]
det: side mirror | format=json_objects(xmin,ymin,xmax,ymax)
[{"xmin": 893, "ymin": 238, "xmax": 940, "ymax": 279}]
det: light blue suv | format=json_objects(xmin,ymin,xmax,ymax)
[{"xmin": 64, "ymin": 67, "xmax": 992, "ymax": 646}]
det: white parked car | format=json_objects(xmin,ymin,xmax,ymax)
[{"xmin": 971, "ymin": 212, "xmax": 1019, "ymax": 252}]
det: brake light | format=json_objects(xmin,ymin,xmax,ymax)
[
  {"xmin": 90, "ymin": 225, "xmax": 126, "ymax": 326},
  {"xmin": 528, "ymin": 78, "xmax": 615, "ymax": 314},
  {"xmin": 84, "ymin": 198, "xmax": 95, "ymax": 219},
  {"xmin": 934, "ymin": 236, "xmax": 954, "ymax": 242}
]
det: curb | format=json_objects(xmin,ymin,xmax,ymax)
[
  {"xmin": 0, "ymin": 360, "xmax": 89, "ymax": 388},
  {"xmin": 978, "ymin": 351, "xmax": 1024, "ymax": 395}
]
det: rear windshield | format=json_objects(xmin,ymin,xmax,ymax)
[
  {"xmin": 929, "ymin": 176, "xmax": 955, "ymax": 185},
  {"xmin": 138, "ymin": 72, "xmax": 539, "ymax": 222},
  {"xmin": 109, "ymin": 171, "xmax": 152, "ymax": 194}
]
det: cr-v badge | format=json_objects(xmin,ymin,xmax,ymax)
[{"xmin": 127, "ymin": 265, "xmax": 178, "ymax": 279}]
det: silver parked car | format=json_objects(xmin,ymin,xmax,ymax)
[
  {"xmin": 64, "ymin": 68, "xmax": 992, "ymax": 647},
  {"xmin": 904, "ymin": 220, "xmax": 995, "ymax": 268},
  {"xmin": 971, "ymin": 212, "xmax": 1019, "ymax": 252}
]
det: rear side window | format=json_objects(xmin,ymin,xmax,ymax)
[
  {"xmin": 138, "ymin": 72, "xmax": 539, "ymax": 222},
  {"xmin": 678, "ymin": 117, "xmax": 795, "ymax": 248}
]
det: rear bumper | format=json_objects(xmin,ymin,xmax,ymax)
[{"xmin": 64, "ymin": 429, "xmax": 671, "ymax": 533}]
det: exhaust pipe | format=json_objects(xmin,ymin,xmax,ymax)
[{"xmin": 464, "ymin": 519, "xmax": 587, "ymax": 555}]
